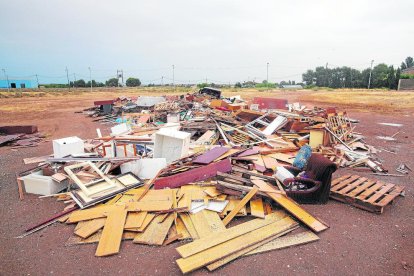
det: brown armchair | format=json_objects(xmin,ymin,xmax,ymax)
[{"xmin": 282, "ymin": 153, "xmax": 337, "ymax": 204}]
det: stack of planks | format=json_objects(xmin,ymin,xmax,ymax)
[{"xmin": 59, "ymin": 177, "xmax": 326, "ymax": 273}]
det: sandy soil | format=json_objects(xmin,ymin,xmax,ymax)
[{"xmin": 0, "ymin": 90, "xmax": 413, "ymax": 275}]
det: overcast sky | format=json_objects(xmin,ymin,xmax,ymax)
[{"xmin": 0, "ymin": 0, "xmax": 413, "ymax": 84}]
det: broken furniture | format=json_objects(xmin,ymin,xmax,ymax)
[
  {"xmin": 153, "ymin": 128, "xmax": 191, "ymax": 163},
  {"xmin": 283, "ymin": 154, "xmax": 337, "ymax": 204},
  {"xmin": 94, "ymin": 100, "xmax": 115, "ymax": 115}
]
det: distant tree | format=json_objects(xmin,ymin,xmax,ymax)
[
  {"xmin": 387, "ymin": 66, "xmax": 397, "ymax": 89},
  {"xmin": 74, "ymin": 79, "xmax": 86, "ymax": 87},
  {"xmin": 197, "ymin": 83, "xmax": 209, "ymax": 89},
  {"xmin": 86, "ymin": 80, "xmax": 105, "ymax": 87},
  {"xmin": 106, "ymin": 78, "xmax": 119, "ymax": 87},
  {"xmin": 126, "ymin": 77, "xmax": 141, "ymax": 87},
  {"xmin": 401, "ymin": 56, "xmax": 413, "ymax": 70},
  {"xmin": 302, "ymin": 69, "xmax": 314, "ymax": 85},
  {"xmin": 234, "ymin": 82, "xmax": 242, "ymax": 88}
]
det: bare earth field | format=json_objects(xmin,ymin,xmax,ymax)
[{"xmin": 0, "ymin": 88, "xmax": 413, "ymax": 276}]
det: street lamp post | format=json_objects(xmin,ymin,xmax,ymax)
[
  {"xmin": 2, "ymin": 69, "xmax": 10, "ymax": 92},
  {"xmin": 266, "ymin": 62, "xmax": 269, "ymax": 91},
  {"xmin": 88, "ymin": 67, "xmax": 92, "ymax": 92},
  {"xmin": 368, "ymin": 60, "xmax": 374, "ymax": 89}
]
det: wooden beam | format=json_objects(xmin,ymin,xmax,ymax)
[{"xmin": 222, "ymin": 186, "xmax": 259, "ymax": 226}]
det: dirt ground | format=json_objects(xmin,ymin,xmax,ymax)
[{"xmin": 0, "ymin": 89, "xmax": 413, "ymax": 275}]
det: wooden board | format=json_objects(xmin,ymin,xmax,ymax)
[
  {"xmin": 245, "ymin": 230, "xmax": 319, "ymax": 255},
  {"xmin": 179, "ymin": 213, "xmax": 199, "ymax": 239},
  {"xmin": 330, "ymin": 175, "xmax": 404, "ymax": 213},
  {"xmin": 189, "ymin": 210, "xmax": 225, "ymax": 238},
  {"xmin": 252, "ymin": 179, "xmax": 328, "ymax": 232},
  {"xmin": 176, "ymin": 211, "xmax": 286, "ymax": 258},
  {"xmin": 74, "ymin": 218, "xmax": 106, "ymax": 239},
  {"xmin": 133, "ymin": 214, "xmax": 175, "ymax": 245},
  {"xmin": 124, "ymin": 212, "xmax": 147, "ymax": 229},
  {"xmin": 222, "ymin": 186, "xmax": 259, "ymax": 226},
  {"xmin": 176, "ymin": 217, "xmax": 298, "ymax": 274},
  {"xmin": 206, "ymin": 225, "xmax": 298, "ymax": 271},
  {"xmin": 66, "ymin": 231, "xmax": 136, "ymax": 246},
  {"xmin": 126, "ymin": 213, "xmax": 156, "ymax": 232},
  {"xmin": 175, "ymin": 216, "xmax": 191, "ymax": 240},
  {"xmin": 95, "ymin": 205, "xmax": 128, "ymax": 257},
  {"xmin": 250, "ymin": 198, "xmax": 265, "ymax": 218}
]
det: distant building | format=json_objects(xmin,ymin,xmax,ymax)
[
  {"xmin": 401, "ymin": 67, "xmax": 414, "ymax": 75},
  {"xmin": 0, "ymin": 78, "xmax": 36, "ymax": 89},
  {"xmin": 280, "ymin": 84, "xmax": 303, "ymax": 89},
  {"xmin": 398, "ymin": 67, "xmax": 414, "ymax": 91}
]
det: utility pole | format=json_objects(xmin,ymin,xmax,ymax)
[
  {"xmin": 65, "ymin": 67, "xmax": 70, "ymax": 91},
  {"xmin": 172, "ymin": 65, "xmax": 175, "ymax": 89},
  {"xmin": 161, "ymin": 76, "xmax": 164, "ymax": 86},
  {"xmin": 88, "ymin": 67, "xmax": 92, "ymax": 92},
  {"xmin": 73, "ymin": 73, "xmax": 77, "ymax": 88},
  {"xmin": 35, "ymin": 74, "xmax": 39, "ymax": 88},
  {"xmin": 368, "ymin": 60, "xmax": 374, "ymax": 89},
  {"xmin": 266, "ymin": 62, "xmax": 269, "ymax": 91},
  {"xmin": 2, "ymin": 69, "xmax": 10, "ymax": 92}
]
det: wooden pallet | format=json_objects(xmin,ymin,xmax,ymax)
[{"xmin": 330, "ymin": 175, "xmax": 404, "ymax": 213}]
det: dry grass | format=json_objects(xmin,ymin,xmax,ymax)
[
  {"xmin": 1, "ymin": 87, "xmax": 413, "ymax": 115},
  {"xmin": 298, "ymin": 90, "xmax": 414, "ymax": 113}
]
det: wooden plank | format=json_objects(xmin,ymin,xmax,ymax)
[
  {"xmin": 95, "ymin": 205, "xmax": 128, "ymax": 257},
  {"xmin": 179, "ymin": 213, "xmax": 199, "ymax": 239},
  {"xmin": 66, "ymin": 230, "xmax": 136, "ymax": 246},
  {"xmin": 250, "ymin": 198, "xmax": 265, "ymax": 218},
  {"xmin": 193, "ymin": 147, "xmax": 230, "ymax": 164},
  {"xmin": 126, "ymin": 201, "xmax": 173, "ymax": 212},
  {"xmin": 245, "ymin": 230, "xmax": 319, "ymax": 255},
  {"xmin": 206, "ymin": 226, "xmax": 298, "ymax": 271},
  {"xmin": 376, "ymin": 186, "xmax": 404, "ymax": 206},
  {"xmin": 223, "ymin": 186, "xmax": 259, "ymax": 226},
  {"xmin": 175, "ymin": 216, "xmax": 191, "ymax": 240},
  {"xmin": 74, "ymin": 218, "xmax": 106, "ymax": 239},
  {"xmin": 261, "ymin": 155, "xmax": 279, "ymax": 170},
  {"xmin": 176, "ymin": 211, "xmax": 286, "ymax": 258},
  {"xmin": 347, "ymin": 180, "xmax": 376, "ymax": 197},
  {"xmin": 67, "ymin": 205, "xmax": 113, "ymax": 223},
  {"xmin": 124, "ymin": 212, "xmax": 147, "ymax": 229},
  {"xmin": 356, "ymin": 181, "xmax": 385, "ymax": 200},
  {"xmin": 133, "ymin": 214, "xmax": 175, "ymax": 245},
  {"xmin": 366, "ymin": 183, "xmax": 395, "ymax": 204},
  {"xmin": 128, "ymin": 213, "xmax": 156, "ymax": 232},
  {"xmin": 336, "ymin": 177, "xmax": 368, "ymax": 194},
  {"xmin": 331, "ymin": 175, "xmax": 361, "ymax": 192},
  {"xmin": 176, "ymin": 217, "xmax": 298, "ymax": 274},
  {"xmin": 190, "ymin": 210, "xmax": 225, "ymax": 238},
  {"xmin": 252, "ymin": 180, "xmax": 328, "ymax": 233}
]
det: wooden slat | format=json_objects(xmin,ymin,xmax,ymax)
[
  {"xmin": 190, "ymin": 210, "xmax": 225, "ymax": 238},
  {"xmin": 176, "ymin": 217, "xmax": 298, "ymax": 274},
  {"xmin": 177, "ymin": 211, "xmax": 286, "ymax": 258},
  {"xmin": 336, "ymin": 177, "xmax": 368, "ymax": 195},
  {"xmin": 133, "ymin": 214, "xmax": 175, "ymax": 245},
  {"xmin": 365, "ymin": 183, "xmax": 395, "ymax": 204},
  {"xmin": 376, "ymin": 186, "xmax": 404, "ymax": 206},
  {"xmin": 250, "ymin": 198, "xmax": 265, "ymax": 218},
  {"xmin": 206, "ymin": 226, "xmax": 299, "ymax": 271},
  {"xmin": 245, "ymin": 230, "xmax": 319, "ymax": 256},
  {"xmin": 223, "ymin": 186, "xmax": 259, "ymax": 226},
  {"xmin": 331, "ymin": 175, "xmax": 361, "ymax": 192},
  {"xmin": 252, "ymin": 180, "xmax": 328, "ymax": 232},
  {"xmin": 74, "ymin": 218, "xmax": 106, "ymax": 239},
  {"xmin": 175, "ymin": 216, "xmax": 191, "ymax": 240},
  {"xmin": 356, "ymin": 181, "xmax": 385, "ymax": 200},
  {"xmin": 95, "ymin": 205, "xmax": 128, "ymax": 257},
  {"xmin": 179, "ymin": 213, "xmax": 199, "ymax": 239},
  {"xmin": 347, "ymin": 180, "xmax": 376, "ymax": 197},
  {"xmin": 124, "ymin": 212, "xmax": 147, "ymax": 229}
]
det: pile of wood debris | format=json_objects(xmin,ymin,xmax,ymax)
[{"xmin": 17, "ymin": 91, "xmax": 406, "ymax": 273}]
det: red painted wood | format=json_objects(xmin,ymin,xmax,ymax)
[
  {"xmin": 193, "ymin": 147, "xmax": 230, "ymax": 165},
  {"xmin": 154, "ymin": 159, "xmax": 232, "ymax": 189}
]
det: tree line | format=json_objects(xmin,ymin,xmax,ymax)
[
  {"xmin": 65, "ymin": 77, "xmax": 142, "ymax": 88},
  {"xmin": 302, "ymin": 56, "xmax": 413, "ymax": 89}
]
